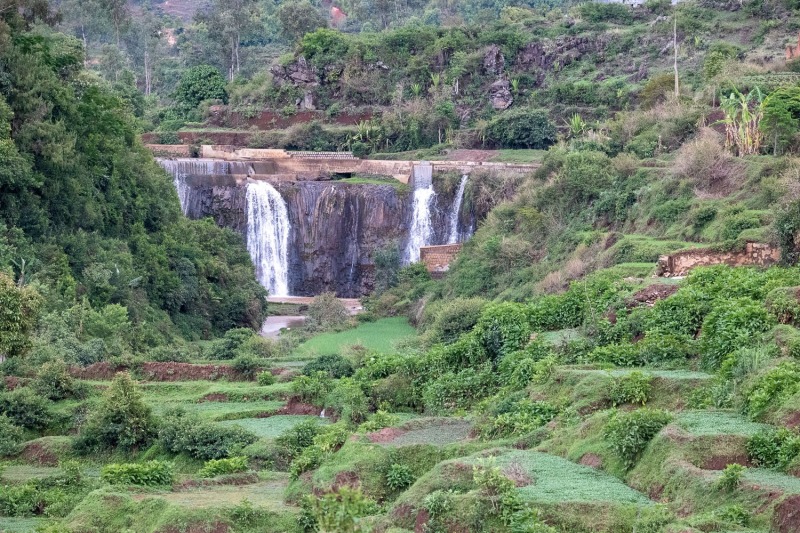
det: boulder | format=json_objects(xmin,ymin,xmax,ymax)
[
  {"xmin": 483, "ymin": 44, "xmax": 505, "ymax": 75},
  {"xmin": 489, "ymin": 78, "xmax": 513, "ymax": 110}
]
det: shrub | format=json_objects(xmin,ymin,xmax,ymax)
[
  {"xmin": 207, "ymin": 328, "xmax": 256, "ymax": 360},
  {"xmin": 0, "ymin": 387, "xmax": 54, "ymax": 430},
  {"xmin": 589, "ymin": 343, "xmax": 642, "ymax": 367},
  {"xmin": 385, "ymin": 463, "xmax": 414, "ymax": 491},
  {"xmin": 480, "ymin": 399, "xmax": 559, "ymax": 439},
  {"xmin": 289, "ymin": 423, "xmax": 350, "ymax": 478},
  {"xmin": 423, "ymin": 364, "xmax": 498, "ymax": 414},
  {"xmin": 159, "ymin": 409, "xmax": 258, "ymax": 460},
  {"xmin": 232, "ymin": 354, "xmax": 262, "ymax": 379},
  {"xmin": 482, "ymin": 109, "xmax": 557, "ymax": 149},
  {"xmin": 33, "ymin": 360, "xmax": 80, "ymax": 401},
  {"xmin": 421, "ymin": 297, "xmax": 487, "ymax": 345},
  {"xmin": 716, "ymin": 504, "xmax": 750, "ymax": 526},
  {"xmin": 699, "ymin": 298, "xmax": 774, "ymax": 370},
  {"xmin": 198, "ymin": 456, "xmax": 249, "ymax": 478},
  {"xmin": 359, "ymin": 410, "xmax": 400, "ymax": 432},
  {"xmin": 75, "ymin": 372, "xmax": 155, "ymax": 452},
  {"xmin": 325, "ymin": 378, "xmax": 369, "ymax": 425},
  {"xmin": 744, "ymin": 362, "xmax": 800, "ymax": 418},
  {"xmin": 646, "ymin": 288, "xmax": 710, "ymax": 337},
  {"xmin": 101, "ymin": 461, "xmax": 173, "ymax": 486},
  {"xmin": 577, "ymin": 2, "xmax": 633, "ymax": 23},
  {"xmin": 717, "ymin": 463, "xmax": 745, "ymax": 491},
  {"xmin": 474, "ymin": 302, "xmax": 531, "ymax": 364},
  {"xmin": 610, "ymin": 371, "xmax": 653, "ymax": 406},
  {"xmin": 173, "ymin": 65, "xmax": 227, "ymax": 110},
  {"xmin": 605, "ymin": 408, "xmax": 672, "ymax": 467},
  {"xmin": 277, "ymin": 419, "xmax": 324, "ymax": 458},
  {"xmin": 257, "ymin": 370, "xmax": 276, "ymax": 386},
  {"xmin": 303, "ymin": 353, "xmax": 354, "ymax": 378},
  {"xmin": 765, "ymin": 287, "xmax": 800, "ymax": 325},
  {"xmin": 311, "ymin": 487, "xmax": 378, "ymax": 533},
  {"xmin": 746, "ymin": 428, "xmax": 800, "ymax": 469},
  {"xmin": 306, "ymin": 292, "xmax": 351, "ymax": 332},
  {"xmin": 0, "ymin": 414, "xmax": 23, "ymax": 456},
  {"xmin": 636, "ymin": 333, "xmax": 694, "ymax": 365},
  {"xmin": 292, "ymin": 371, "xmax": 334, "ymax": 404}
]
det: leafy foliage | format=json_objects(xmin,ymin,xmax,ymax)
[
  {"xmin": 158, "ymin": 409, "xmax": 258, "ymax": 460},
  {"xmin": 198, "ymin": 456, "xmax": 249, "ymax": 478},
  {"xmin": 610, "ymin": 371, "xmax": 653, "ymax": 406},
  {"xmin": 0, "ymin": 414, "xmax": 24, "ymax": 456},
  {"xmin": 173, "ymin": 65, "xmax": 228, "ymax": 110},
  {"xmin": 605, "ymin": 408, "xmax": 672, "ymax": 467},
  {"xmin": 746, "ymin": 428, "xmax": 800, "ymax": 469},
  {"xmin": 100, "ymin": 461, "xmax": 173, "ymax": 486}
]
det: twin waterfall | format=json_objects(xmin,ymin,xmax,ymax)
[
  {"xmin": 159, "ymin": 158, "xmax": 472, "ymax": 296},
  {"xmin": 246, "ymin": 182, "xmax": 291, "ymax": 297}
]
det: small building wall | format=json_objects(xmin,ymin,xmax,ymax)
[
  {"xmin": 420, "ymin": 244, "xmax": 463, "ymax": 278},
  {"xmin": 657, "ymin": 242, "xmax": 781, "ymax": 277},
  {"xmin": 146, "ymin": 144, "xmax": 191, "ymax": 157}
]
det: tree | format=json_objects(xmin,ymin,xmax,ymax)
[
  {"xmin": 76, "ymin": 372, "xmax": 156, "ymax": 452},
  {"xmin": 0, "ymin": 273, "xmax": 42, "ymax": 359},
  {"xmin": 762, "ymin": 86, "xmax": 800, "ymax": 156},
  {"xmin": 277, "ymin": 1, "xmax": 327, "ymax": 43},
  {"xmin": 173, "ymin": 64, "xmax": 228, "ymax": 110},
  {"xmin": 201, "ymin": 0, "xmax": 259, "ymax": 79}
]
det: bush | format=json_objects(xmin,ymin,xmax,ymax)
[
  {"xmin": 717, "ymin": 463, "xmax": 745, "ymax": 491},
  {"xmin": 421, "ymin": 297, "xmax": 487, "ymax": 345},
  {"xmin": 306, "ymin": 292, "xmax": 351, "ymax": 332},
  {"xmin": 198, "ymin": 456, "xmax": 249, "ymax": 478},
  {"xmin": 636, "ymin": 333, "xmax": 694, "ymax": 365},
  {"xmin": 173, "ymin": 65, "xmax": 228, "ymax": 110},
  {"xmin": 277, "ymin": 419, "xmax": 324, "ymax": 458},
  {"xmin": 232, "ymin": 354, "xmax": 262, "ymax": 379},
  {"xmin": 289, "ymin": 423, "xmax": 350, "ymax": 478},
  {"xmin": 480, "ymin": 399, "xmax": 559, "ymax": 439},
  {"xmin": 33, "ymin": 360, "xmax": 81, "ymax": 401},
  {"xmin": 159, "ymin": 409, "xmax": 258, "ymax": 460},
  {"xmin": 577, "ymin": 2, "xmax": 633, "ymax": 23},
  {"xmin": 699, "ymin": 298, "xmax": 774, "ymax": 370},
  {"xmin": 385, "ymin": 463, "xmax": 414, "ymax": 491},
  {"xmin": 605, "ymin": 408, "xmax": 672, "ymax": 467},
  {"xmin": 0, "ymin": 387, "xmax": 54, "ymax": 430},
  {"xmin": 746, "ymin": 428, "xmax": 800, "ymax": 469},
  {"xmin": 482, "ymin": 109, "xmax": 557, "ymax": 149},
  {"xmin": 325, "ymin": 378, "xmax": 369, "ymax": 425},
  {"xmin": 207, "ymin": 328, "xmax": 257, "ymax": 360},
  {"xmin": 423, "ymin": 364, "xmax": 498, "ymax": 414},
  {"xmin": 75, "ymin": 372, "xmax": 155, "ymax": 452},
  {"xmin": 474, "ymin": 302, "xmax": 531, "ymax": 364},
  {"xmin": 311, "ymin": 487, "xmax": 378, "ymax": 533},
  {"xmin": 610, "ymin": 371, "xmax": 653, "ymax": 406},
  {"xmin": 0, "ymin": 414, "xmax": 23, "ymax": 456},
  {"xmin": 292, "ymin": 371, "xmax": 334, "ymax": 404},
  {"xmin": 589, "ymin": 342, "xmax": 642, "ymax": 367},
  {"xmin": 744, "ymin": 361, "xmax": 800, "ymax": 418},
  {"xmin": 359, "ymin": 410, "xmax": 400, "ymax": 432},
  {"xmin": 101, "ymin": 461, "xmax": 173, "ymax": 486},
  {"xmin": 303, "ymin": 353, "xmax": 354, "ymax": 378},
  {"xmin": 765, "ymin": 287, "xmax": 800, "ymax": 325},
  {"xmin": 257, "ymin": 370, "xmax": 276, "ymax": 386}
]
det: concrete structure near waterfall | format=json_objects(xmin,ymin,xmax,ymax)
[{"xmin": 420, "ymin": 244, "xmax": 463, "ymax": 278}]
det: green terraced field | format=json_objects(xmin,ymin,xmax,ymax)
[
  {"xmin": 217, "ymin": 415, "xmax": 328, "ymax": 438},
  {"xmin": 291, "ymin": 317, "xmax": 415, "ymax": 358},
  {"xmin": 677, "ymin": 411, "xmax": 772, "ymax": 437}
]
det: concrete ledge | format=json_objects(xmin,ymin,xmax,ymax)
[
  {"xmin": 420, "ymin": 244, "xmax": 463, "ymax": 278},
  {"xmin": 656, "ymin": 242, "xmax": 781, "ymax": 277}
]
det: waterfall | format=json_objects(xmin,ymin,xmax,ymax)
[
  {"xmin": 158, "ymin": 158, "xmax": 232, "ymax": 215},
  {"xmin": 246, "ymin": 181, "xmax": 291, "ymax": 297},
  {"xmin": 447, "ymin": 175, "xmax": 468, "ymax": 244},
  {"xmin": 404, "ymin": 164, "xmax": 436, "ymax": 264}
]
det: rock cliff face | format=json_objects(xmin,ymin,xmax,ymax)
[{"xmin": 169, "ymin": 174, "xmax": 474, "ymax": 297}]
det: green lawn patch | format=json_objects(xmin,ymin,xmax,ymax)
[
  {"xmin": 292, "ymin": 317, "xmax": 415, "ymax": 358},
  {"xmin": 140, "ymin": 477, "xmax": 296, "ymax": 512},
  {"xmin": 382, "ymin": 418, "xmax": 473, "ymax": 447},
  {"xmin": 1, "ymin": 465, "xmax": 61, "ymax": 483},
  {"xmin": 677, "ymin": 411, "xmax": 771, "ymax": 437},
  {"xmin": 0, "ymin": 517, "xmax": 46, "ymax": 532},
  {"xmin": 216, "ymin": 415, "xmax": 328, "ymax": 439},
  {"xmin": 490, "ymin": 149, "xmax": 547, "ymax": 163}
]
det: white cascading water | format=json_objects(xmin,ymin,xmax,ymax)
[
  {"xmin": 158, "ymin": 159, "xmax": 232, "ymax": 215},
  {"xmin": 246, "ymin": 181, "xmax": 291, "ymax": 297},
  {"xmin": 404, "ymin": 164, "xmax": 436, "ymax": 264},
  {"xmin": 447, "ymin": 175, "xmax": 468, "ymax": 244}
]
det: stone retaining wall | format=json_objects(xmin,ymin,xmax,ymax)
[
  {"xmin": 420, "ymin": 244, "xmax": 463, "ymax": 278},
  {"xmin": 657, "ymin": 242, "xmax": 781, "ymax": 277}
]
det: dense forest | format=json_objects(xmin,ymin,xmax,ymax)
[{"xmin": 3, "ymin": 0, "xmax": 800, "ymax": 531}]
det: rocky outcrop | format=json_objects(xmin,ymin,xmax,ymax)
[
  {"xmin": 270, "ymin": 56, "xmax": 319, "ymax": 86},
  {"xmin": 490, "ymin": 79, "xmax": 513, "ymax": 110},
  {"xmin": 483, "ymin": 45, "xmax": 505, "ymax": 75},
  {"xmin": 515, "ymin": 37, "xmax": 605, "ymax": 86}
]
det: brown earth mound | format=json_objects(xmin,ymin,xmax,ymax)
[
  {"xmin": 774, "ymin": 494, "xmax": 800, "ymax": 532},
  {"xmin": 20, "ymin": 441, "xmax": 61, "ymax": 466},
  {"xmin": 701, "ymin": 454, "xmax": 752, "ymax": 470},
  {"xmin": 627, "ymin": 284, "xmax": 679, "ymax": 308},
  {"xmin": 579, "ymin": 453, "xmax": 604, "ymax": 469},
  {"xmin": 69, "ymin": 362, "xmax": 123, "ymax": 380},
  {"xmin": 366, "ymin": 427, "xmax": 407, "ymax": 443},
  {"xmin": 3, "ymin": 375, "xmax": 22, "ymax": 390},
  {"xmin": 199, "ymin": 393, "xmax": 229, "ymax": 402},
  {"xmin": 140, "ymin": 362, "xmax": 254, "ymax": 382},
  {"xmin": 257, "ymin": 396, "xmax": 320, "ymax": 417}
]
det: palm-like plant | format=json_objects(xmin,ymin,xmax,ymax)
[
  {"xmin": 565, "ymin": 113, "xmax": 587, "ymax": 139},
  {"xmin": 719, "ymin": 87, "xmax": 764, "ymax": 156}
]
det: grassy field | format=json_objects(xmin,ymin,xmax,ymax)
[
  {"xmin": 291, "ymin": 317, "xmax": 415, "ymax": 358},
  {"xmin": 490, "ymin": 149, "xmax": 547, "ymax": 163},
  {"xmin": 0, "ymin": 518, "xmax": 46, "ymax": 532},
  {"xmin": 217, "ymin": 415, "xmax": 328, "ymax": 438},
  {"xmin": 382, "ymin": 418, "xmax": 473, "ymax": 447},
  {"xmin": 677, "ymin": 411, "xmax": 771, "ymax": 437}
]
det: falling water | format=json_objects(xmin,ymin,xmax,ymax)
[
  {"xmin": 404, "ymin": 164, "xmax": 436, "ymax": 264},
  {"xmin": 158, "ymin": 158, "xmax": 233, "ymax": 215},
  {"xmin": 447, "ymin": 175, "xmax": 468, "ymax": 244},
  {"xmin": 246, "ymin": 181, "xmax": 291, "ymax": 297}
]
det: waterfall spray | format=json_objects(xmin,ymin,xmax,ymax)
[
  {"xmin": 447, "ymin": 175, "xmax": 468, "ymax": 244},
  {"xmin": 404, "ymin": 164, "xmax": 436, "ymax": 264},
  {"xmin": 246, "ymin": 181, "xmax": 291, "ymax": 297}
]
